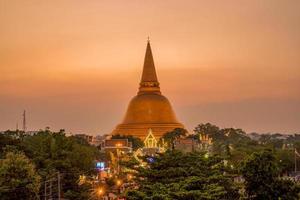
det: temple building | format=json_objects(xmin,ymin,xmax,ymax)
[{"xmin": 111, "ymin": 41, "xmax": 184, "ymax": 140}]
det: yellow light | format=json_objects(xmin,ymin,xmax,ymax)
[
  {"xmin": 204, "ymin": 153, "xmax": 209, "ymax": 159},
  {"xmin": 116, "ymin": 143, "xmax": 122, "ymax": 147},
  {"xmin": 97, "ymin": 187, "xmax": 104, "ymax": 196},
  {"xmin": 116, "ymin": 179, "xmax": 122, "ymax": 186},
  {"xmin": 78, "ymin": 175, "xmax": 86, "ymax": 185},
  {"xmin": 128, "ymin": 174, "xmax": 133, "ymax": 180}
]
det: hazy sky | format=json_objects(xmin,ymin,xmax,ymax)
[{"xmin": 1, "ymin": 0, "xmax": 299, "ymax": 135}]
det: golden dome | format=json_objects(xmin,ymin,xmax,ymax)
[
  {"xmin": 123, "ymin": 93, "xmax": 180, "ymax": 124},
  {"xmin": 111, "ymin": 41, "xmax": 184, "ymax": 140}
]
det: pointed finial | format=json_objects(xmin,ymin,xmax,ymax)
[
  {"xmin": 138, "ymin": 39, "xmax": 161, "ymax": 94},
  {"xmin": 147, "ymin": 36, "xmax": 150, "ymax": 43}
]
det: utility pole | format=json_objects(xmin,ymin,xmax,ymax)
[
  {"xmin": 295, "ymin": 148, "xmax": 297, "ymax": 172},
  {"xmin": 44, "ymin": 179, "xmax": 53, "ymax": 200},
  {"xmin": 58, "ymin": 172, "xmax": 61, "ymax": 200},
  {"xmin": 44, "ymin": 173, "xmax": 62, "ymax": 200},
  {"xmin": 50, "ymin": 179, "xmax": 52, "ymax": 200},
  {"xmin": 44, "ymin": 181, "xmax": 47, "ymax": 200},
  {"xmin": 117, "ymin": 148, "xmax": 120, "ymax": 175}
]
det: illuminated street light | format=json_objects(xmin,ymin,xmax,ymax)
[
  {"xmin": 116, "ymin": 179, "xmax": 122, "ymax": 186},
  {"xmin": 97, "ymin": 187, "xmax": 105, "ymax": 196}
]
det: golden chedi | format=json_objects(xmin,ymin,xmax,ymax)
[{"xmin": 112, "ymin": 41, "xmax": 184, "ymax": 140}]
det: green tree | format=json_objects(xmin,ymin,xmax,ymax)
[
  {"xmin": 194, "ymin": 124, "xmax": 262, "ymax": 167},
  {"xmin": 0, "ymin": 129, "xmax": 103, "ymax": 199},
  {"xmin": 21, "ymin": 129, "xmax": 102, "ymax": 200},
  {"xmin": 194, "ymin": 123, "xmax": 220, "ymax": 138},
  {"xmin": 0, "ymin": 130, "xmax": 24, "ymax": 158},
  {"xmin": 161, "ymin": 128, "xmax": 188, "ymax": 149},
  {"xmin": 240, "ymin": 150, "xmax": 300, "ymax": 200},
  {"xmin": 275, "ymin": 149, "xmax": 294, "ymax": 174},
  {"xmin": 125, "ymin": 150, "xmax": 239, "ymax": 200},
  {"xmin": 0, "ymin": 151, "xmax": 41, "ymax": 200}
]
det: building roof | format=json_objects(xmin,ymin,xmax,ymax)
[{"xmin": 104, "ymin": 139, "xmax": 130, "ymax": 147}]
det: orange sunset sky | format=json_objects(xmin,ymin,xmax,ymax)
[{"xmin": 0, "ymin": 0, "xmax": 299, "ymax": 135}]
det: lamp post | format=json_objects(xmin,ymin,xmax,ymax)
[{"xmin": 116, "ymin": 143, "xmax": 122, "ymax": 175}]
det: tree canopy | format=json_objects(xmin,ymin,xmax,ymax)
[
  {"xmin": 125, "ymin": 150, "xmax": 239, "ymax": 200},
  {"xmin": 0, "ymin": 151, "xmax": 41, "ymax": 200},
  {"xmin": 1, "ymin": 123, "xmax": 300, "ymax": 199},
  {"xmin": 240, "ymin": 150, "xmax": 300, "ymax": 200},
  {"xmin": 0, "ymin": 129, "xmax": 103, "ymax": 200},
  {"xmin": 161, "ymin": 128, "xmax": 188, "ymax": 149}
]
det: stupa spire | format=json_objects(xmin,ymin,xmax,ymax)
[
  {"xmin": 111, "ymin": 41, "xmax": 184, "ymax": 140},
  {"xmin": 139, "ymin": 40, "xmax": 161, "ymax": 94}
]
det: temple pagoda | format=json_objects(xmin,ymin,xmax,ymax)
[{"xmin": 111, "ymin": 40, "xmax": 184, "ymax": 140}]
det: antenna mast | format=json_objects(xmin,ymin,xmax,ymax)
[{"xmin": 22, "ymin": 110, "xmax": 26, "ymax": 132}]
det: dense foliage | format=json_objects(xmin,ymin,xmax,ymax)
[
  {"xmin": 1, "ymin": 123, "xmax": 300, "ymax": 199},
  {"xmin": 241, "ymin": 150, "xmax": 300, "ymax": 199},
  {"xmin": 125, "ymin": 150, "xmax": 239, "ymax": 200},
  {"xmin": 160, "ymin": 128, "xmax": 188, "ymax": 149},
  {"xmin": 0, "ymin": 129, "xmax": 102, "ymax": 199},
  {"xmin": 0, "ymin": 151, "xmax": 41, "ymax": 200},
  {"xmin": 193, "ymin": 123, "xmax": 299, "ymax": 173}
]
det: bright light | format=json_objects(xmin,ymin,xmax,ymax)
[
  {"xmin": 116, "ymin": 179, "xmax": 122, "ymax": 186},
  {"xmin": 97, "ymin": 187, "xmax": 104, "ymax": 196},
  {"xmin": 116, "ymin": 143, "xmax": 122, "ymax": 147},
  {"xmin": 204, "ymin": 153, "xmax": 209, "ymax": 159},
  {"xmin": 96, "ymin": 161, "xmax": 105, "ymax": 171},
  {"xmin": 128, "ymin": 174, "xmax": 133, "ymax": 180}
]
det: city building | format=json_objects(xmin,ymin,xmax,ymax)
[
  {"xmin": 74, "ymin": 134, "xmax": 94, "ymax": 143},
  {"xmin": 141, "ymin": 129, "xmax": 164, "ymax": 156},
  {"xmin": 99, "ymin": 139, "xmax": 133, "ymax": 175},
  {"xmin": 174, "ymin": 138, "xmax": 200, "ymax": 152},
  {"xmin": 99, "ymin": 139, "xmax": 132, "ymax": 154},
  {"xmin": 90, "ymin": 134, "xmax": 110, "ymax": 146}
]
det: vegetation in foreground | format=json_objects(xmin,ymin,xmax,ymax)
[
  {"xmin": 0, "ymin": 128, "xmax": 101, "ymax": 200},
  {"xmin": 125, "ymin": 150, "xmax": 239, "ymax": 200},
  {"xmin": 123, "ymin": 150, "xmax": 300, "ymax": 200},
  {"xmin": 1, "ymin": 123, "xmax": 300, "ymax": 199}
]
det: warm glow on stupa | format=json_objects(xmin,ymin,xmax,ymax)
[{"xmin": 112, "ymin": 41, "xmax": 184, "ymax": 139}]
